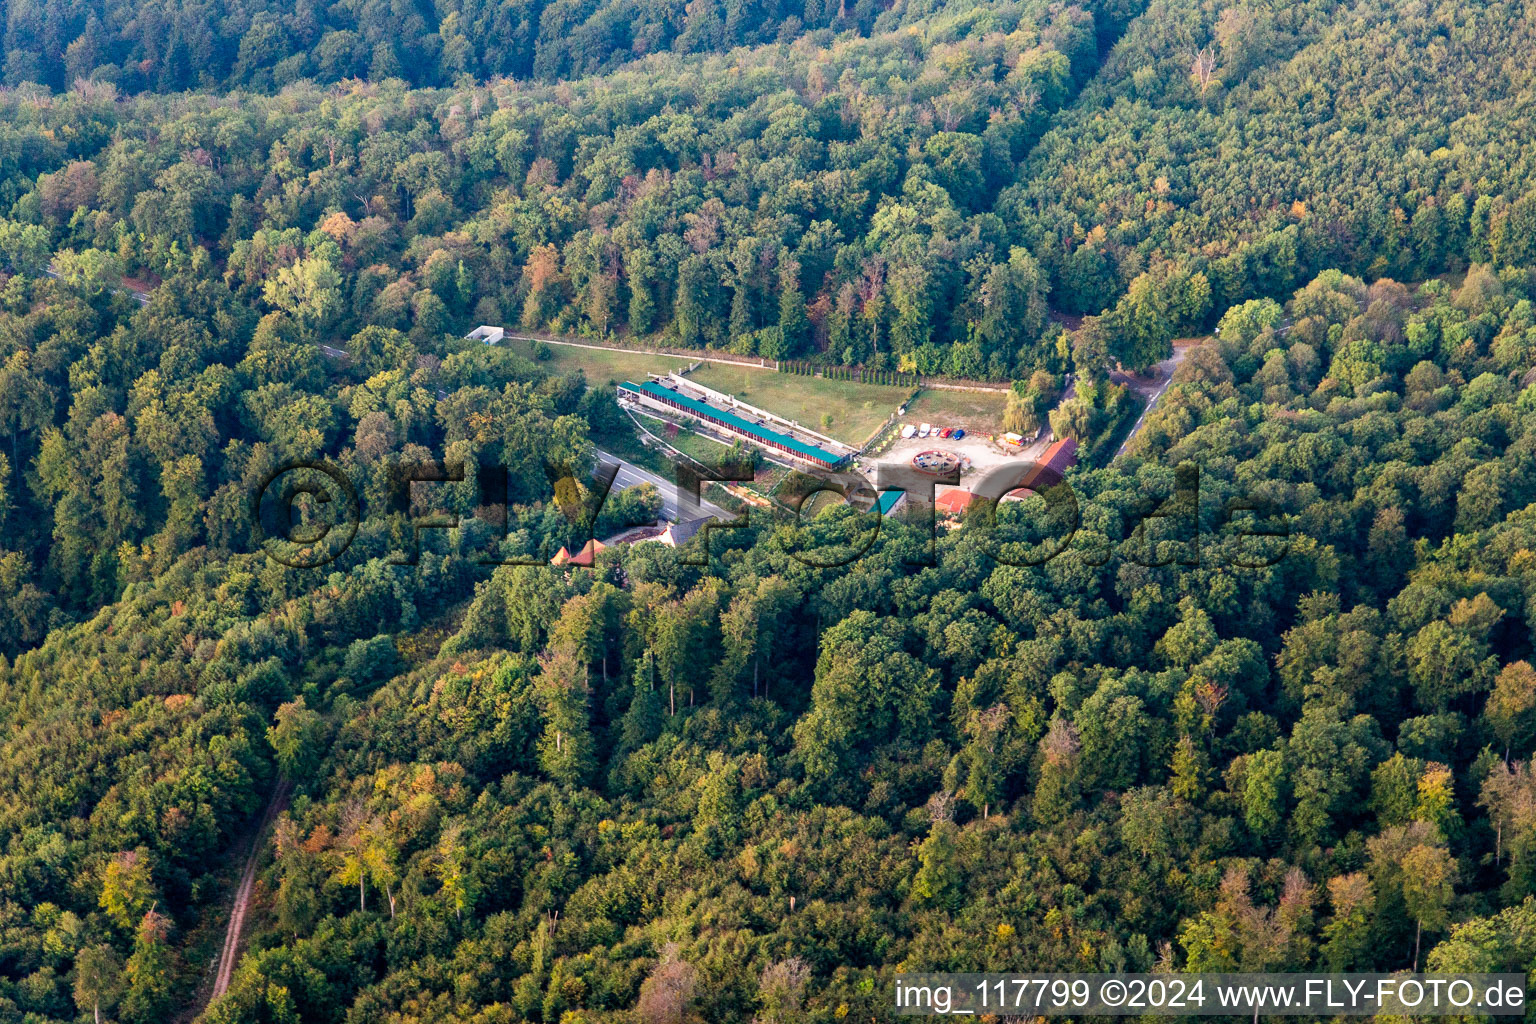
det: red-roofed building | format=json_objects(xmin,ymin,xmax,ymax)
[
  {"xmin": 551, "ymin": 538, "xmax": 607, "ymax": 566},
  {"xmin": 935, "ymin": 489, "xmax": 975, "ymax": 515},
  {"xmin": 1018, "ymin": 437, "xmax": 1078, "ymax": 491}
]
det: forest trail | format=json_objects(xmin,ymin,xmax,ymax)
[
  {"xmin": 42, "ymin": 267, "xmax": 151, "ymax": 305},
  {"xmin": 206, "ymin": 778, "xmax": 294, "ymax": 1009}
]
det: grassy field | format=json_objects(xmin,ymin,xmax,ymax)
[
  {"xmin": 633, "ymin": 411, "xmax": 785, "ymax": 487},
  {"xmin": 517, "ymin": 338, "xmax": 993, "ymax": 447},
  {"xmin": 687, "ymin": 364, "xmax": 910, "ymax": 446},
  {"xmin": 631, "ymin": 411, "xmax": 735, "ymax": 465},
  {"xmin": 903, "ymin": 387, "xmax": 1010, "ymax": 434},
  {"xmin": 514, "ymin": 338, "xmax": 694, "ymax": 384}
]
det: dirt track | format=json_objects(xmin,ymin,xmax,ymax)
[{"xmin": 207, "ymin": 779, "xmax": 294, "ymax": 1009}]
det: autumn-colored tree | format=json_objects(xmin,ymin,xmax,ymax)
[
  {"xmin": 99, "ymin": 850, "xmax": 155, "ymax": 932},
  {"xmin": 636, "ymin": 943, "xmax": 698, "ymax": 1024},
  {"xmin": 263, "ymin": 256, "xmax": 343, "ymax": 338},
  {"xmin": 123, "ymin": 909, "xmax": 175, "ymax": 1022},
  {"xmin": 1321, "ymin": 872, "xmax": 1375, "ymax": 970},
  {"xmin": 1487, "ymin": 662, "xmax": 1536, "ymax": 761}
]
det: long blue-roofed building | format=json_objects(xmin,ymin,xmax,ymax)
[{"xmin": 618, "ymin": 376, "xmax": 853, "ymax": 470}]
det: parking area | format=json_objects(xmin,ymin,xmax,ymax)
[{"xmin": 853, "ymin": 429, "xmax": 1052, "ymax": 496}]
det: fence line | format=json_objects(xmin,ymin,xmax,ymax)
[
  {"xmin": 503, "ymin": 332, "xmax": 1015, "ymax": 392},
  {"xmin": 921, "ymin": 379, "xmax": 1012, "ymax": 394},
  {"xmin": 778, "ymin": 360, "xmax": 920, "ymax": 388},
  {"xmin": 506, "ymin": 332, "xmax": 776, "ymax": 370}
]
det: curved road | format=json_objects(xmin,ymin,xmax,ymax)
[{"xmin": 1112, "ymin": 341, "xmax": 1198, "ymax": 458}]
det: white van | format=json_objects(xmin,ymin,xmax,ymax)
[
  {"xmin": 900, "ymin": 424, "xmax": 916, "ymax": 439},
  {"xmin": 919, "ymin": 423, "xmax": 931, "ymax": 437}
]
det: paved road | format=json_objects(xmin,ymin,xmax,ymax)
[
  {"xmin": 597, "ymin": 448, "xmax": 732, "ymax": 522},
  {"xmin": 1113, "ymin": 343, "xmax": 1196, "ymax": 458}
]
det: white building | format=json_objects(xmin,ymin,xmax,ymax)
[{"xmin": 465, "ymin": 325, "xmax": 505, "ymax": 345}]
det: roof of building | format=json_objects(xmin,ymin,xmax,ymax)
[
  {"xmin": 935, "ymin": 489, "xmax": 975, "ymax": 513},
  {"xmin": 1018, "ymin": 437, "xmax": 1079, "ymax": 491},
  {"xmin": 1044, "ymin": 436, "xmax": 1078, "ymax": 469},
  {"xmin": 465, "ymin": 325, "xmax": 505, "ymax": 344},
  {"xmin": 660, "ymin": 516, "xmax": 710, "ymax": 547},
  {"xmin": 605, "ymin": 525, "xmax": 667, "ymax": 544},
  {"xmin": 619, "ymin": 380, "xmax": 846, "ymax": 466},
  {"xmin": 876, "ymin": 490, "xmax": 905, "ymax": 515},
  {"xmin": 551, "ymin": 538, "xmax": 606, "ymax": 566}
]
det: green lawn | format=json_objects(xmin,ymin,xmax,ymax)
[
  {"xmin": 629, "ymin": 412, "xmax": 782, "ymax": 509},
  {"xmin": 631, "ymin": 411, "xmax": 734, "ymax": 465},
  {"xmin": 514, "ymin": 338, "xmax": 694, "ymax": 384},
  {"xmin": 903, "ymin": 388, "xmax": 1010, "ymax": 434},
  {"xmin": 686, "ymin": 364, "xmax": 910, "ymax": 446},
  {"xmin": 512, "ymin": 339, "xmax": 909, "ymax": 446}
]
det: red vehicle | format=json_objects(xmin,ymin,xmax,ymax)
[{"xmin": 938, "ymin": 427, "xmax": 953, "ymax": 438}]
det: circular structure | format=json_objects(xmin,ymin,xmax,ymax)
[{"xmin": 912, "ymin": 449, "xmax": 961, "ymax": 476}]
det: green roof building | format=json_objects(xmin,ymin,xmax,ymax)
[{"xmin": 618, "ymin": 380, "xmax": 849, "ymax": 469}]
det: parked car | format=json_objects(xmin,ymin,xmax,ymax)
[
  {"xmin": 919, "ymin": 423, "xmax": 931, "ymax": 437},
  {"xmin": 900, "ymin": 424, "xmax": 916, "ymax": 439},
  {"xmin": 953, "ymin": 428, "xmax": 966, "ymax": 439},
  {"xmin": 938, "ymin": 427, "xmax": 952, "ymax": 439}
]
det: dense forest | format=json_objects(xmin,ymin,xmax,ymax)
[
  {"xmin": 1, "ymin": 0, "xmax": 1535, "ymax": 1020},
  {"xmin": 1, "ymin": 0, "xmax": 926, "ymax": 92}
]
